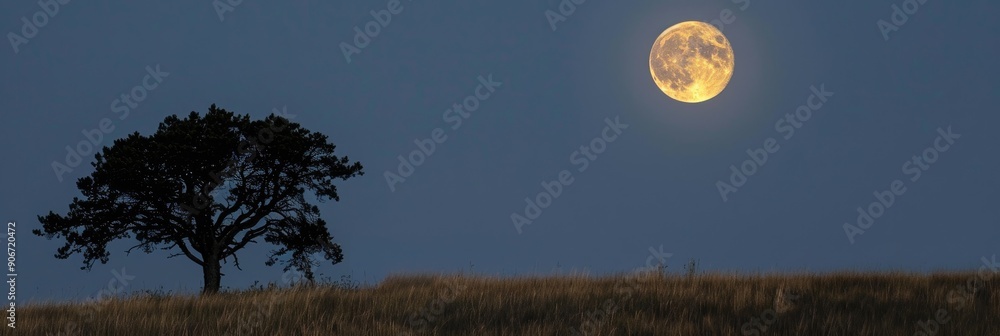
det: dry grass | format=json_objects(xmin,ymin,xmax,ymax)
[{"xmin": 16, "ymin": 271, "xmax": 1000, "ymax": 335}]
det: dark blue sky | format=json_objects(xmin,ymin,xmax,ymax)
[{"xmin": 2, "ymin": 0, "xmax": 998, "ymax": 304}]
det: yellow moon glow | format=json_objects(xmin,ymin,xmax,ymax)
[{"xmin": 649, "ymin": 21, "xmax": 734, "ymax": 103}]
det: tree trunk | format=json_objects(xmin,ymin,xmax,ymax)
[{"xmin": 202, "ymin": 255, "xmax": 222, "ymax": 294}]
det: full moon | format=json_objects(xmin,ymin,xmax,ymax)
[{"xmin": 649, "ymin": 21, "xmax": 735, "ymax": 103}]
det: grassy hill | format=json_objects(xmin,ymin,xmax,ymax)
[{"xmin": 20, "ymin": 271, "xmax": 1000, "ymax": 335}]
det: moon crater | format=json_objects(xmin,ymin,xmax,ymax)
[{"xmin": 649, "ymin": 21, "xmax": 735, "ymax": 103}]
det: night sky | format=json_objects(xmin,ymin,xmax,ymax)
[{"xmin": 2, "ymin": 0, "xmax": 998, "ymax": 304}]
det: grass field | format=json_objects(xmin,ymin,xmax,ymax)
[{"xmin": 19, "ymin": 270, "xmax": 1000, "ymax": 335}]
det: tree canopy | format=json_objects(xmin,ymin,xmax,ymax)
[{"xmin": 34, "ymin": 104, "xmax": 364, "ymax": 293}]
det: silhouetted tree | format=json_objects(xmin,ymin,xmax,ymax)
[{"xmin": 34, "ymin": 105, "xmax": 364, "ymax": 294}]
